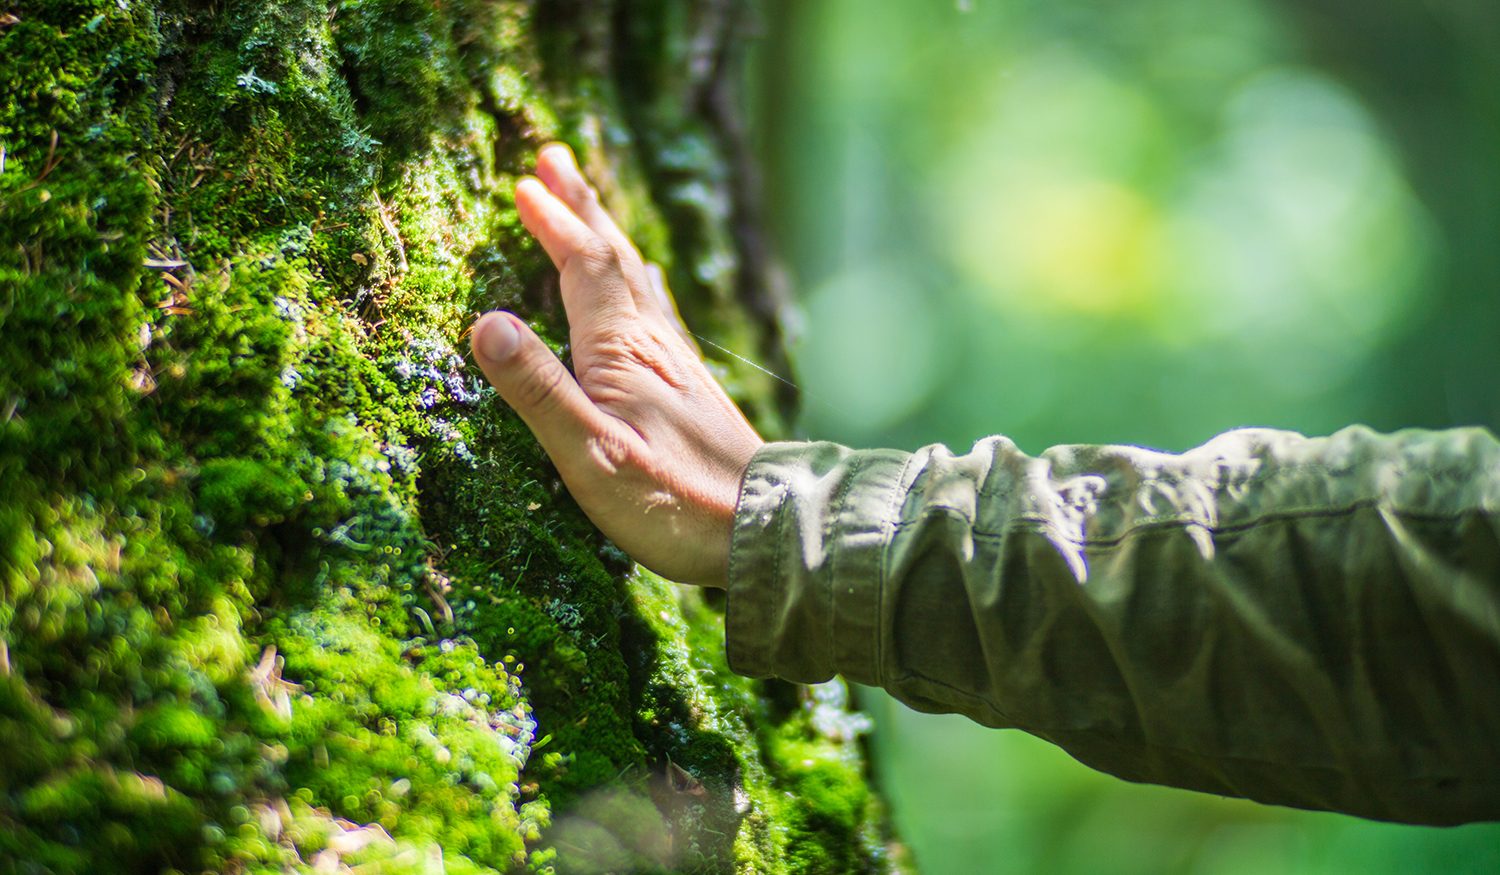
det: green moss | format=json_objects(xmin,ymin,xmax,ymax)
[{"xmin": 1, "ymin": 0, "xmax": 895, "ymax": 871}]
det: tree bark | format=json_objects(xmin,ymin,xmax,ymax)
[{"xmin": 0, "ymin": 1, "xmax": 892, "ymax": 871}]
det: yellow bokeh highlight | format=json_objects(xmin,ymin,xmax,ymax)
[{"xmin": 956, "ymin": 175, "xmax": 1166, "ymax": 317}]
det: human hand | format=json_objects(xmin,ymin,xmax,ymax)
[{"xmin": 470, "ymin": 144, "xmax": 764, "ymax": 589}]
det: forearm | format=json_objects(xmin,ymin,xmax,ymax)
[{"xmin": 726, "ymin": 426, "xmax": 1500, "ymax": 824}]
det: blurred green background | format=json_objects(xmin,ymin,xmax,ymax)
[{"xmin": 751, "ymin": 1, "xmax": 1500, "ymax": 872}]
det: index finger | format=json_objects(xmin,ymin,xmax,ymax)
[
  {"xmin": 515, "ymin": 176, "xmax": 637, "ymax": 330},
  {"xmin": 536, "ymin": 144, "xmax": 660, "ymax": 315}
]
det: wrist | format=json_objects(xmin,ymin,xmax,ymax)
[{"xmin": 698, "ymin": 436, "xmax": 763, "ymax": 589}]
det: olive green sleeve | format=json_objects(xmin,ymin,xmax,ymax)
[{"xmin": 725, "ymin": 426, "xmax": 1500, "ymax": 825}]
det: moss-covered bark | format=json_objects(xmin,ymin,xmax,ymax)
[{"xmin": 0, "ymin": 1, "xmax": 891, "ymax": 871}]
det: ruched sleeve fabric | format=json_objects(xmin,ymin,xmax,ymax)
[{"xmin": 725, "ymin": 426, "xmax": 1500, "ymax": 825}]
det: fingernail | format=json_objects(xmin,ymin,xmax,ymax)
[
  {"xmin": 542, "ymin": 142, "xmax": 576, "ymax": 169},
  {"xmin": 516, "ymin": 176, "xmax": 544, "ymax": 199},
  {"xmin": 477, "ymin": 313, "xmax": 519, "ymax": 361}
]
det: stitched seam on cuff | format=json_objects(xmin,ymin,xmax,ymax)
[
  {"xmin": 768, "ymin": 471, "xmax": 790, "ymax": 677},
  {"xmin": 873, "ymin": 451, "xmax": 920, "ymax": 688},
  {"xmin": 920, "ymin": 500, "xmax": 1500, "ymax": 546},
  {"xmin": 728, "ymin": 449, "xmax": 793, "ymax": 677},
  {"xmin": 826, "ymin": 454, "xmax": 870, "ymax": 678}
]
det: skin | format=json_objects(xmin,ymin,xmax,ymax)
[{"xmin": 470, "ymin": 143, "xmax": 764, "ymax": 589}]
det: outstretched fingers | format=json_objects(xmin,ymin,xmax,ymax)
[
  {"xmin": 514, "ymin": 177, "xmax": 636, "ymax": 331},
  {"xmin": 534, "ymin": 144, "xmax": 662, "ymax": 315},
  {"xmin": 536, "ymin": 144, "xmax": 632, "ymax": 254}
]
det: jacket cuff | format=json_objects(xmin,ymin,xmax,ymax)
[{"xmin": 725, "ymin": 441, "xmax": 911, "ymax": 685}]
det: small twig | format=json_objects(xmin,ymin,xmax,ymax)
[
  {"xmin": 372, "ymin": 190, "xmax": 408, "ymax": 273},
  {"xmin": 35, "ymin": 130, "xmax": 60, "ymax": 182}
]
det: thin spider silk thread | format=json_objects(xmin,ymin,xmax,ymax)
[
  {"xmin": 688, "ymin": 331, "xmax": 801, "ymax": 392},
  {"xmin": 687, "ymin": 331, "xmax": 859, "ymax": 424}
]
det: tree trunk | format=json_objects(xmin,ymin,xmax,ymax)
[{"xmin": 0, "ymin": 1, "xmax": 891, "ymax": 871}]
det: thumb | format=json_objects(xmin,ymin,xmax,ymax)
[{"xmin": 470, "ymin": 311, "xmax": 604, "ymax": 455}]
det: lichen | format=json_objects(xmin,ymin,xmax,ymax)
[{"xmin": 0, "ymin": 0, "xmax": 894, "ymax": 871}]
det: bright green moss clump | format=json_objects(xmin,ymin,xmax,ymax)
[{"xmin": 1, "ymin": 0, "xmax": 894, "ymax": 871}]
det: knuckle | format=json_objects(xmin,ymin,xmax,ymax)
[
  {"xmin": 588, "ymin": 331, "xmax": 634, "ymax": 361},
  {"xmin": 517, "ymin": 359, "xmax": 569, "ymax": 414},
  {"xmin": 575, "ymin": 236, "xmax": 621, "ymax": 277},
  {"xmin": 587, "ymin": 329, "xmax": 690, "ymax": 394},
  {"xmin": 586, "ymin": 428, "xmax": 637, "ymax": 474}
]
